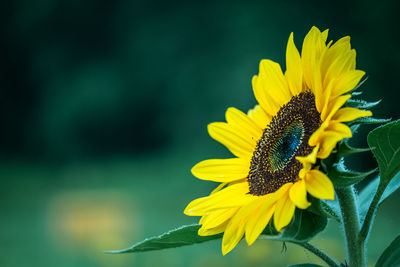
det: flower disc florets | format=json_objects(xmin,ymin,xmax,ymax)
[{"xmin": 248, "ymin": 92, "xmax": 321, "ymax": 195}]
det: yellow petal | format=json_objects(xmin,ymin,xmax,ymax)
[
  {"xmin": 252, "ymin": 75, "xmax": 277, "ymax": 117},
  {"xmin": 309, "ymin": 121, "xmax": 329, "ymax": 147},
  {"xmin": 247, "ymin": 105, "xmax": 271, "ymax": 130},
  {"xmin": 310, "ymin": 124, "xmax": 347, "ymax": 159},
  {"xmin": 326, "ymin": 121, "xmax": 352, "ymax": 138},
  {"xmin": 254, "ymin": 60, "xmax": 292, "ymax": 116},
  {"xmin": 226, "ymin": 107, "xmax": 263, "ymax": 141},
  {"xmin": 317, "ymin": 133, "xmax": 343, "ymax": 159},
  {"xmin": 325, "ymin": 38, "xmax": 350, "ymax": 63},
  {"xmin": 221, "ymin": 201, "xmax": 259, "ymax": 255},
  {"xmin": 285, "ymin": 32, "xmax": 303, "ymax": 96},
  {"xmin": 310, "ymin": 120, "xmax": 351, "ymax": 159},
  {"xmin": 270, "ymin": 182, "xmax": 295, "ymax": 201},
  {"xmin": 289, "ymin": 179, "xmax": 311, "ymax": 209},
  {"xmin": 208, "ymin": 122, "xmax": 254, "ymax": 159},
  {"xmin": 243, "ymin": 184, "xmax": 291, "ymax": 246},
  {"xmin": 210, "ymin": 182, "xmax": 227, "ymax": 195},
  {"xmin": 273, "ymin": 185, "xmax": 296, "ymax": 231},
  {"xmin": 321, "ymin": 36, "xmax": 356, "ymax": 85},
  {"xmin": 302, "ymin": 26, "xmax": 320, "ymax": 89},
  {"xmin": 305, "ymin": 170, "xmax": 334, "ymax": 200},
  {"xmin": 321, "ymin": 29, "xmax": 329, "ymax": 42},
  {"xmin": 184, "ymin": 182, "xmax": 254, "ymax": 216},
  {"xmin": 301, "ymin": 26, "xmax": 327, "ymax": 90},
  {"xmin": 200, "ymin": 207, "xmax": 238, "ymax": 229},
  {"xmin": 347, "ymin": 49, "xmax": 356, "ymax": 71},
  {"xmin": 259, "ymin": 59, "xmax": 291, "ymax": 103},
  {"xmin": 245, "ymin": 199, "xmax": 276, "ymax": 246},
  {"xmin": 323, "ymin": 94, "xmax": 352, "ymax": 122},
  {"xmin": 332, "ymin": 70, "xmax": 365, "ymax": 98},
  {"xmin": 296, "ymin": 145, "xmax": 319, "ymax": 166},
  {"xmin": 318, "ymin": 76, "xmax": 335, "ymax": 119},
  {"xmin": 191, "ymin": 158, "xmax": 250, "ymax": 182},
  {"xmin": 310, "ymin": 121, "xmax": 352, "ymax": 151},
  {"xmin": 222, "ymin": 222, "xmax": 245, "ymax": 255},
  {"xmin": 198, "ymin": 220, "xmax": 229, "ymax": 236},
  {"xmin": 332, "ymin": 107, "xmax": 372, "ymax": 122},
  {"xmin": 312, "ymin": 59, "xmax": 325, "ymax": 113}
]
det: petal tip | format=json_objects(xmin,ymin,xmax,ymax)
[
  {"xmin": 183, "ymin": 207, "xmax": 192, "ymax": 216},
  {"xmin": 245, "ymin": 234, "xmax": 256, "ymax": 246},
  {"xmin": 221, "ymin": 243, "xmax": 234, "ymax": 256}
]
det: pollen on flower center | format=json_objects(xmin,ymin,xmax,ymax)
[{"xmin": 248, "ymin": 92, "xmax": 322, "ymax": 196}]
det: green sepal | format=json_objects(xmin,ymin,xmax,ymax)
[
  {"xmin": 328, "ymin": 159, "xmax": 377, "ymax": 187},
  {"xmin": 348, "ymin": 117, "xmax": 390, "ymax": 126},
  {"xmin": 336, "ymin": 139, "xmax": 370, "ymax": 159},
  {"xmin": 375, "ymin": 235, "xmax": 400, "ymax": 267},
  {"xmin": 106, "ymin": 224, "xmax": 221, "ymax": 253},
  {"xmin": 350, "ymin": 76, "xmax": 368, "ymax": 94},
  {"xmin": 261, "ymin": 209, "xmax": 327, "ymax": 243},
  {"xmin": 320, "ymin": 152, "xmax": 336, "ymax": 174},
  {"xmin": 351, "ymin": 91, "xmax": 363, "ymax": 96},
  {"xmin": 345, "ymin": 99, "xmax": 381, "ymax": 109},
  {"xmin": 307, "ymin": 197, "xmax": 340, "ymax": 222}
]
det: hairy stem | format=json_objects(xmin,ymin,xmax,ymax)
[
  {"xmin": 336, "ymin": 186, "xmax": 364, "ymax": 267},
  {"xmin": 295, "ymin": 242, "xmax": 341, "ymax": 267}
]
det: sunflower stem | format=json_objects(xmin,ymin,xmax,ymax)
[
  {"xmin": 294, "ymin": 241, "xmax": 340, "ymax": 267},
  {"xmin": 336, "ymin": 186, "xmax": 364, "ymax": 267}
]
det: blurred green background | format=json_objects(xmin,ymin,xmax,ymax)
[{"xmin": 1, "ymin": 0, "xmax": 399, "ymax": 266}]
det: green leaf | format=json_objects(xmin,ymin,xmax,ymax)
[
  {"xmin": 109, "ymin": 210, "xmax": 327, "ymax": 254},
  {"xmin": 261, "ymin": 209, "xmax": 327, "ymax": 243},
  {"xmin": 106, "ymin": 224, "xmax": 221, "ymax": 253},
  {"xmin": 375, "ymin": 235, "xmax": 400, "ymax": 267},
  {"xmin": 381, "ymin": 171, "xmax": 400, "ymax": 203},
  {"xmin": 338, "ymin": 117, "xmax": 400, "ymax": 227},
  {"xmin": 289, "ymin": 264, "xmax": 324, "ymax": 267},
  {"xmin": 367, "ymin": 119, "xmax": 400, "ymax": 183},
  {"xmin": 328, "ymin": 159, "xmax": 377, "ymax": 187},
  {"xmin": 358, "ymin": 172, "xmax": 400, "ymax": 221}
]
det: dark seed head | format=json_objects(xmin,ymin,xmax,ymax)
[{"xmin": 248, "ymin": 92, "xmax": 321, "ymax": 196}]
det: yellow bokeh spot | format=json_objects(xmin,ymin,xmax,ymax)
[{"xmin": 47, "ymin": 190, "xmax": 140, "ymax": 266}]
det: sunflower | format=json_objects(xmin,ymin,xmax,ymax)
[{"xmin": 184, "ymin": 26, "xmax": 372, "ymax": 255}]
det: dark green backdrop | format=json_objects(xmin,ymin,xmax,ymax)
[{"xmin": 1, "ymin": 0, "xmax": 399, "ymax": 266}]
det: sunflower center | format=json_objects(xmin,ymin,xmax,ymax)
[
  {"xmin": 248, "ymin": 92, "xmax": 321, "ymax": 196},
  {"xmin": 269, "ymin": 122, "xmax": 304, "ymax": 171}
]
